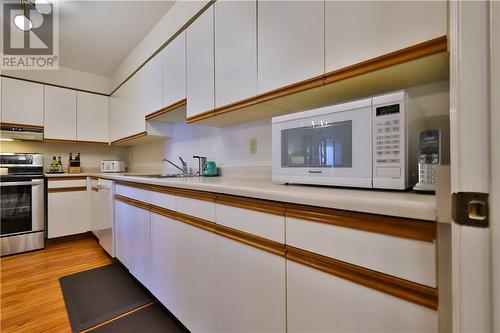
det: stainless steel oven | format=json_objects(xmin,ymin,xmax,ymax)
[{"xmin": 1, "ymin": 153, "xmax": 45, "ymax": 256}]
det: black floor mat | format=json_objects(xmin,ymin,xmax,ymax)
[
  {"xmin": 59, "ymin": 263, "xmax": 155, "ymax": 332},
  {"xmin": 89, "ymin": 302, "xmax": 189, "ymax": 333}
]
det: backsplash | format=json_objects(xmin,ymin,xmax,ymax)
[{"xmin": 0, "ymin": 141, "xmax": 127, "ymax": 172}]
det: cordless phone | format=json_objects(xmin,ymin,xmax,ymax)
[{"xmin": 413, "ymin": 129, "xmax": 441, "ymax": 192}]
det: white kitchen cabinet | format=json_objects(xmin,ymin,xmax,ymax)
[
  {"xmin": 287, "ymin": 260, "xmax": 437, "ymax": 332},
  {"xmin": 176, "ymin": 222, "xmax": 216, "ymax": 333},
  {"xmin": 150, "ymin": 213, "xmax": 178, "ymax": 316},
  {"xmin": 163, "ymin": 31, "xmax": 186, "ymax": 107},
  {"xmin": 325, "ymin": 1, "xmax": 447, "ymax": 72},
  {"xmin": 48, "ymin": 189, "xmax": 89, "ymax": 238},
  {"xmin": 286, "ymin": 216, "xmax": 436, "ymax": 287},
  {"xmin": 44, "ymin": 85, "xmax": 77, "ymax": 140},
  {"xmin": 126, "ymin": 71, "xmax": 146, "ymax": 135},
  {"xmin": 258, "ymin": 1, "xmax": 324, "ymax": 93},
  {"xmin": 76, "ymin": 92, "xmax": 109, "ymax": 142},
  {"xmin": 142, "ymin": 53, "xmax": 163, "ymax": 116},
  {"xmin": 114, "ymin": 199, "xmax": 151, "ymax": 287},
  {"xmin": 214, "ymin": 0, "xmax": 257, "ymax": 107},
  {"xmin": 186, "ymin": 6, "xmax": 215, "ymax": 118},
  {"xmin": 216, "ymin": 236, "xmax": 286, "ymax": 333},
  {"xmin": 1, "ymin": 77, "xmax": 44, "ymax": 126}
]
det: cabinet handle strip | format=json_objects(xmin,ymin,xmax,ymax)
[
  {"xmin": 215, "ymin": 194, "xmax": 285, "ymax": 216},
  {"xmin": 286, "ymin": 246, "xmax": 438, "ymax": 310},
  {"xmin": 48, "ymin": 176, "xmax": 87, "ymax": 181},
  {"xmin": 48, "ymin": 186, "xmax": 87, "ymax": 193},
  {"xmin": 145, "ymin": 98, "xmax": 187, "ymax": 120},
  {"xmin": 114, "ymin": 194, "xmax": 151, "ymax": 211}
]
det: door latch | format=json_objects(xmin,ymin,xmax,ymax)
[{"xmin": 451, "ymin": 192, "xmax": 489, "ymax": 228}]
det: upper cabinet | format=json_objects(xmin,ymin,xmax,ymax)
[
  {"xmin": 257, "ymin": 1, "xmax": 324, "ymax": 94},
  {"xmin": 142, "ymin": 53, "xmax": 163, "ymax": 116},
  {"xmin": 76, "ymin": 92, "xmax": 109, "ymax": 143},
  {"xmin": 163, "ymin": 31, "xmax": 186, "ymax": 107},
  {"xmin": 214, "ymin": 0, "xmax": 257, "ymax": 108},
  {"xmin": 325, "ymin": 1, "xmax": 448, "ymax": 72},
  {"xmin": 186, "ymin": 6, "xmax": 215, "ymax": 119},
  {"xmin": 1, "ymin": 77, "xmax": 44, "ymax": 126},
  {"xmin": 44, "ymin": 85, "xmax": 77, "ymax": 140}
]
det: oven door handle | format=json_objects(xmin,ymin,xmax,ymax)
[{"xmin": 0, "ymin": 179, "xmax": 43, "ymax": 186}]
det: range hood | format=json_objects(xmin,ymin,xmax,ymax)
[{"xmin": 0, "ymin": 124, "xmax": 43, "ymax": 142}]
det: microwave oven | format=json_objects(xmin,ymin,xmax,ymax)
[{"xmin": 272, "ymin": 91, "xmax": 424, "ymax": 190}]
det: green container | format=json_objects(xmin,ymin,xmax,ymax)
[{"xmin": 203, "ymin": 161, "xmax": 218, "ymax": 176}]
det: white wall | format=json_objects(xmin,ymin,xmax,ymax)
[
  {"xmin": 0, "ymin": 141, "xmax": 127, "ymax": 172},
  {"xmin": 127, "ymin": 81, "xmax": 450, "ymax": 174},
  {"xmin": 110, "ymin": 0, "xmax": 209, "ymax": 91},
  {"xmin": 1, "ymin": 65, "xmax": 110, "ymax": 94}
]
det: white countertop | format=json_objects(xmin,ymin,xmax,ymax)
[{"xmin": 46, "ymin": 172, "xmax": 437, "ymax": 221}]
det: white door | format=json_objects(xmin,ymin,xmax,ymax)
[
  {"xmin": 1, "ymin": 77, "xmax": 44, "ymax": 126},
  {"xmin": 258, "ymin": 0, "xmax": 324, "ymax": 93},
  {"xmin": 48, "ymin": 190, "xmax": 89, "ymax": 238},
  {"xmin": 216, "ymin": 236, "xmax": 286, "ymax": 333},
  {"xmin": 163, "ymin": 31, "xmax": 186, "ymax": 107},
  {"xmin": 176, "ymin": 222, "xmax": 216, "ymax": 333},
  {"xmin": 76, "ymin": 92, "xmax": 109, "ymax": 143},
  {"xmin": 44, "ymin": 85, "xmax": 77, "ymax": 140},
  {"xmin": 142, "ymin": 53, "xmax": 163, "ymax": 116},
  {"xmin": 150, "ymin": 213, "xmax": 177, "ymax": 316},
  {"xmin": 214, "ymin": 0, "xmax": 257, "ymax": 107},
  {"xmin": 449, "ymin": 1, "xmax": 494, "ymax": 331},
  {"xmin": 186, "ymin": 6, "xmax": 215, "ymax": 119}
]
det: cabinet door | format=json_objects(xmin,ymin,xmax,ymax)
[
  {"xmin": 150, "ymin": 213, "xmax": 177, "ymax": 315},
  {"xmin": 215, "ymin": 0, "xmax": 257, "ymax": 107},
  {"xmin": 128, "ymin": 70, "xmax": 146, "ymax": 135},
  {"xmin": 89, "ymin": 187, "xmax": 99, "ymax": 234},
  {"xmin": 287, "ymin": 260, "xmax": 438, "ymax": 332},
  {"xmin": 216, "ymin": 236, "xmax": 286, "ymax": 333},
  {"xmin": 325, "ymin": 1, "xmax": 447, "ymax": 72},
  {"xmin": 258, "ymin": 1, "xmax": 324, "ymax": 93},
  {"xmin": 114, "ymin": 200, "xmax": 150, "ymax": 287},
  {"xmin": 186, "ymin": 6, "xmax": 214, "ymax": 118},
  {"xmin": 1, "ymin": 77, "xmax": 44, "ymax": 126},
  {"xmin": 109, "ymin": 89, "xmax": 124, "ymax": 142},
  {"xmin": 44, "ymin": 85, "xmax": 77, "ymax": 140},
  {"xmin": 176, "ymin": 222, "xmax": 216, "ymax": 333},
  {"xmin": 142, "ymin": 53, "xmax": 163, "ymax": 116},
  {"xmin": 163, "ymin": 31, "xmax": 186, "ymax": 107},
  {"xmin": 77, "ymin": 92, "xmax": 109, "ymax": 142},
  {"xmin": 48, "ymin": 190, "xmax": 89, "ymax": 238}
]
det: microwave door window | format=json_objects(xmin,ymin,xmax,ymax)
[
  {"xmin": 1, "ymin": 185, "xmax": 32, "ymax": 235},
  {"xmin": 281, "ymin": 120, "xmax": 352, "ymax": 168}
]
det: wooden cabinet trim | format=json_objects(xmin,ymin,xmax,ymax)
[
  {"xmin": 286, "ymin": 246, "xmax": 438, "ymax": 310},
  {"xmin": 43, "ymin": 138, "xmax": 109, "ymax": 145},
  {"xmin": 186, "ymin": 36, "xmax": 447, "ymax": 124},
  {"xmin": 110, "ymin": 131, "xmax": 147, "ymax": 145},
  {"xmin": 145, "ymin": 98, "xmax": 187, "ymax": 120},
  {"xmin": 0, "ymin": 122, "xmax": 44, "ymax": 131},
  {"xmin": 114, "ymin": 192, "xmax": 438, "ymax": 309},
  {"xmin": 150, "ymin": 205, "xmax": 178, "ymax": 220},
  {"xmin": 91, "ymin": 186, "xmax": 99, "ymax": 192},
  {"xmin": 114, "ymin": 194, "xmax": 151, "ymax": 211},
  {"xmin": 48, "ymin": 186, "xmax": 87, "ymax": 193},
  {"xmin": 324, "ymin": 35, "xmax": 448, "ymax": 84},
  {"xmin": 115, "ymin": 180, "xmax": 152, "ymax": 191},
  {"xmin": 285, "ymin": 203, "xmax": 436, "ymax": 243},
  {"xmin": 90, "ymin": 176, "xmax": 99, "ymax": 180},
  {"xmin": 216, "ymin": 223, "xmax": 286, "ymax": 257},
  {"xmin": 47, "ymin": 176, "xmax": 87, "ymax": 181},
  {"xmin": 215, "ymin": 194, "xmax": 285, "ymax": 216},
  {"xmin": 148, "ymin": 184, "xmax": 215, "ymax": 202}
]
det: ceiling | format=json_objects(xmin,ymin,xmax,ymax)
[{"xmin": 57, "ymin": 1, "xmax": 175, "ymax": 76}]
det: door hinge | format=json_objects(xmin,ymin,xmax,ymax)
[{"xmin": 451, "ymin": 192, "xmax": 489, "ymax": 228}]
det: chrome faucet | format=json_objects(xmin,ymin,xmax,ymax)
[{"xmin": 163, "ymin": 157, "xmax": 188, "ymax": 175}]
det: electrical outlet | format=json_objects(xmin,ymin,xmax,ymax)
[{"xmin": 250, "ymin": 137, "xmax": 257, "ymax": 154}]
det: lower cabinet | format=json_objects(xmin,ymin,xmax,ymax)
[
  {"xmin": 216, "ymin": 236, "xmax": 286, "ymax": 333},
  {"xmin": 286, "ymin": 260, "xmax": 438, "ymax": 333},
  {"xmin": 114, "ymin": 200, "xmax": 151, "ymax": 288},
  {"xmin": 48, "ymin": 190, "xmax": 89, "ymax": 238},
  {"xmin": 150, "ymin": 213, "xmax": 178, "ymax": 316},
  {"xmin": 175, "ymin": 221, "xmax": 216, "ymax": 333}
]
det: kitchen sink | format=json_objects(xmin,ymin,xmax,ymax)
[{"xmin": 123, "ymin": 173, "xmax": 196, "ymax": 179}]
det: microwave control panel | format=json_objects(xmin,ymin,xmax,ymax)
[{"xmin": 374, "ymin": 104, "xmax": 402, "ymax": 166}]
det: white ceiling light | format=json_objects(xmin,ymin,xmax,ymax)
[{"xmin": 14, "ymin": 14, "xmax": 32, "ymax": 31}]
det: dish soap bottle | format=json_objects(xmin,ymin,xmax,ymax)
[
  {"xmin": 50, "ymin": 156, "xmax": 57, "ymax": 173},
  {"xmin": 57, "ymin": 156, "xmax": 63, "ymax": 173}
]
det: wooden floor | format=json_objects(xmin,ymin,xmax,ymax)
[{"xmin": 1, "ymin": 236, "xmax": 113, "ymax": 333}]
